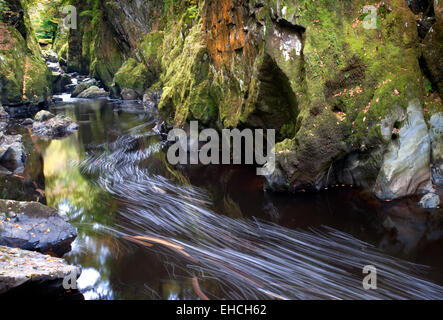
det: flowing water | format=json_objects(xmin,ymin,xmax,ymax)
[{"xmin": 3, "ymin": 98, "xmax": 443, "ymax": 300}]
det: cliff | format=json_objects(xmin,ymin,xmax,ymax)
[
  {"xmin": 0, "ymin": 0, "xmax": 52, "ymax": 107},
  {"xmin": 15, "ymin": 0, "xmax": 443, "ymax": 200}
]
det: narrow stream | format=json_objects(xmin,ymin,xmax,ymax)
[{"xmin": 5, "ymin": 98, "xmax": 443, "ymax": 300}]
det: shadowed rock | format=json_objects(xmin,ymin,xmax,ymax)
[
  {"xmin": 0, "ymin": 245, "xmax": 81, "ymax": 295},
  {"xmin": 77, "ymin": 86, "xmax": 109, "ymax": 99},
  {"xmin": 0, "ymin": 200, "xmax": 77, "ymax": 256}
]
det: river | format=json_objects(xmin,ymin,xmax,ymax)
[{"xmin": 3, "ymin": 97, "xmax": 443, "ymax": 300}]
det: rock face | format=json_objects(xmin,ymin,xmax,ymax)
[
  {"xmin": 32, "ymin": 114, "xmax": 79, "ymax": 139},
  {"xmin": 374, "ymin": 100, "xmax": 432, "ymax": 200},
  {"xmin": 0, "ymin": 0, "xmax": 52, "ymax": 106},
  {"xmin": 0, "ymin": 245, "xmax": 81, "ymax": 295},
  {"xmin": 61, "ymin": 0, "xmax": 442, "ymax": 200},
  {"xmin": 0, "ymin": 200, "xmax": 77, "ymax": 256},
  {"xmin": 422, "ymin": 0, "xmax": 443, "ymax": 94},
  {"xmin": 430, "ymin": 113, "xmax": 443, "ymax": 185},
  {"xmin": 418, "ymin": 193, "xmax": 441, "ymax": 209},
  {"xmin": 52, "ymin": 72, "xmax": 72, "ymax": 94},
  {"xmin": 77, "ymin": 86, "xmax": 109, "ymax": 99},
  {"xmin": 0, "ymin": 134, "xmax": 25, "ymax": 172}
]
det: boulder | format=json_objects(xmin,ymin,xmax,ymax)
[
  {"xmin": 52, "ymin": 72, "xmax": 72, "ymax": 94},
  {"xmin": 418, "ymin": 193, "xmax": 441, "ymax": 209},
  {"xmin": 0, "ymin": 245, "xmax": 81, "ymax": 295},
  {"xmin": 77, "ymin": 86, "xmax": 109, "ymax": 99},
  {"xmin": 34, "ymin": 110, "xmax": 55, "ymax": 122},
  {"xmin": 121, "ymin": 88, "xmax": 138, "ymax": 100},
  {"xmin": 0, "ymin": 106, "xmax": 9, "ymax": 121},
  {"xmin": 71, "ymin": 79, "xmax": 99, "ymax": 97},
  {"xmin": 429, "ymin": 113, "xmax": 443, "ymax": 185},
  {"xmin": 374, "ymin": 100, "xmax": 433, "ymax": 200},
  {"xmin": 0, "ymin": 134, "xmax": 25, "ymax": 172},
  {"xmin": 21, "ymin": 118, "xmax": 34, "ymax": 126},
  {"xmin": 32, "ymin": 115, "xmax": 79, "ymax": 139},
  {"xmin": 0, "ymin": 200, "xmax": 77, "ymax": 256},
  {"xmin": 143, "ymin": 89, "xmax": 162, "ymax": 110}
]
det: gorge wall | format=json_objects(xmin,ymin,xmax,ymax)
[
  {"xmin": 0, "ymin": 0, "xmax": 52, "ymax": 107},
  {"xmin": 2, "ymin": 0, "xmax": 443, "ymax": 201}
]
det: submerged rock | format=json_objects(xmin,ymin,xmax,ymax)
[
  {"xmin": 0, "ymin": 134, "xmax": 25, "ymax": 172},
  {"xmin": 77, "ymin": 86, "xmax": 109, "ymax": 99},
  {"xmin": 0, "ymin": 200, "xmax": 77, "ymax": 256},
  {"xmin": 418, "ymin": 193, "xmax": 441, "ymax": 209},
  {"xmin": 0, "ymin": 245, "xmax": 81, "ymax": 295},
  {"xmin": 374, "ymin": 100, "xmax": 432, "ymax": 200},
  {"xmin": 32, "ymin": 114, "xmax": 79, "ymax": 139}
]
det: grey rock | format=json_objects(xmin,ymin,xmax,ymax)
[
  {"xmin": 0, "ymin": 200, "xmax": 77, "ymax": 256},
  {"xmin": 21, "ymin": 118, "xmax": 34, "ymax": 126},
  {"xmin": 71, "ymin": 79, "xmax": 99, "ymax": 97},
  {"xmin": 32, "ymin": 115, "xmax": 79, "ymax": 139},
  {"xmin": 374, "ymin": 99, "xmax": 433, "ymax": 200},
  {"xmin": 121, "ymin": 88, "xmax": 138, "ymax": 100},
  {"xmin": 77, "ymin": 86, "xmax": 109, "ymax": 99},
  {"xmin": 0, "ymin": 245, "xmax": 81, "ymax": 294},
  {"xmin": 34, "ymin": 110, "xmax": 55, "ymax": 122},
  {"xmin": 0, "ymin": 135, "xmax": 25, "ymax": 172},
  {"xmin": 0, "ymin": 106, "xmax": 9, "ymax": 121},
  {"xmin": 418, "ymin": 193, "xmax": 440, "ymax": 209},
  {"xmin": 429, "ymin": 113, "xmax": 443, "ymax": 185}
]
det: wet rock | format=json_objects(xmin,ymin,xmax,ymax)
[
  {"xmin": 418, "ymin": 193, "xmax": 441, "ymax": 209},
  {"xmin": 143, "ymin": 89, "xmax": 162, "ymax": 110},
  {"xmin": 77, "ymin": 86, "xmax": 109, "ymax": 99},
  {"xmin": 121, "ymin": 88, "xmax": 138, "ymax": 100},
  {"xmin": 65, "ymin": 83, "xmax": 77, "ymax": 93},
  {"xmin": 0, "ymin": 245, "xmax": 81, "ymax": 295},
  {"xmin": 34, "ymin": 110, "xmax": 55, "ymax": 122},
  {"xmin": 43, "ymin": 50, "xmax": 59, "ymax": 63},
  {"xmin": 32, "ymin": 115, "xmax": 79, "ymax": 139},
  {"xmin": 0, "ymin": 200, "xmax": 77, "ymax": 256},
  {"xmin": 263, "ymin": 161, "xmax": 288, "ymax": 192},
  {"xmin": 52, "ymin": 72, "xmax": 72, "ymax": 94},
  {"xmin": 0, "ymin": 106, "xmax": 9, "ymax": 121},
  {"xmin": 374, "ymin": 99, "xmax": 432, "ymax": 200},
  {"xmin": 21, "ymin": 118, "xmax": 34, "ymax": 126},
  {"xmin": 0, "ymin": 134, "xmax": 25, "ymax": 172},
  {"xmin": 71, "ymin": 79, "xmax": 98, "ymax": 97},
  {"xmin": 430, "ymin": 113, "xmax": 443, "ymax": 185}
]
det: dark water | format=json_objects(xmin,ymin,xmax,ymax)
[{"xmin": 3, "ymin": 98, "xmax": 443, "ymax": 300}]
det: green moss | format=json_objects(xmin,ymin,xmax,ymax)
[
  {"xmin": 158, "ymin": 14, "xmax": 218, "ymax": 126},
  {"xmin": 0, "ymin": 15, "xmax": 51, "ymax": 106}
]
